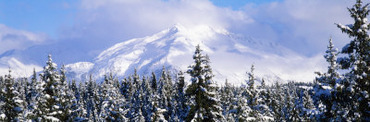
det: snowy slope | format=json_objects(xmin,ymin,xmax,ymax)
[
  {"xmin": 0, "ymin": 56, "xmax": 42, "ymax": 77},
  {"xmin": 67, "ymin": 24, "xmax": 325, "ymax": 85}
]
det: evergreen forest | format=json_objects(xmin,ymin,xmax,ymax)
[{"xmin": 0, "ymin": 0, "xmax": 369, "ymax": 121}]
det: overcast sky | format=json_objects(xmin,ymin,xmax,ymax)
[{"xmin": 0, "ymin": 0, "xmax": 355, "ymax": 62}]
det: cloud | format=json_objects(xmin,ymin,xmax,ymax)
[
  {"xmin": 59, "ymin": 0, "xmax": 252, "ymax": 57},
  {"xmin": 0, "ymin": 24, "xmax": 47, "ymax": 54},
  {"xmin": 0, "ymin": 24, "xmax": 47, "ymax": 77},
  {"xmin": 235, "ymin": 0, "xmax": 353, "ymax": 56},
  {"xmin": 57, "ymin": 0, "xmax": 357, "ymax": 59},
  {"xmin": 0, "ymin": 0, "xmax": 360, "ymax": 79}
]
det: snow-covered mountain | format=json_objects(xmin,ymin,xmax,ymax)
[
  {"xmin": 0, "ymin": 56, "xmax": 42, "ymax": 77},
  {"xmin": 66, "ymin": 24, "xmax": 325, "ymax": 85}
]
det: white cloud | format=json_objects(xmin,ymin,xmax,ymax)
[
  {"xmin": 237, "ymin": 0, "xmax": 353, "ymax": 56},
  {"xmin": 0, "ymin": 24, "xmax": 47, "ymax": 54},
  {"xmin": 58, "ymin": 0, "xmax": 356, "ymax": 58},
  {"xmin": 59, "ymin": 0, "xmax": 252, "ymax": 57},
  {"xmin": 0, "ymin": 24, "xmax": 47, "ymax": 77}
]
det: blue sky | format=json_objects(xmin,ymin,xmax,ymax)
[
  {"xmin": 0, "ymin": 0, "xmax": 281, "ymax": 38},
  {"xmin": 0, "ymin": 0, "xmax": 77, "ymax": 38}
]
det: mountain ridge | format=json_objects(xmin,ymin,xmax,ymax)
[{"xmin": 65, "ymin": 24, "xmax": 324, "ymax": 85}]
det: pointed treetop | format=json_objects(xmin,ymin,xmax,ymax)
[
  {"xmin": 195, "ymin": 44, "xmax": 202, "ymax": 54},
  {"xmin": 7, "ymin": 67, "xmax": 11, "ymax": 78},
  {"xmin": 8, "ymin": 67, "xmax": 11, "ymax": 74},
  {"xmin": 251, "ymin": 64, "xmax": 255, "ymax": 72},
  {"xmin": 162, "ymin": 66, "xmax": 166, "ymax": 72},
  {"xmin": 247, "ymin": 64, "xmax": 255, "ymax": 90},
  {"xmin": 134, "ymin": 68, "xmax": 138, "ymax": 75},
  {"xmin": 61, "ymin": 65, "xmax": 66, "ymax": 73},
  {"xmin": 337, "ymin": 0, "xmax": 369, "ymax": 36},
  {"xmin": 178, "ymin": 70, "xmax": 184, "ymax": 76},
  {"xmin": 328, "ymin": 37, "xmax": 334, "ymax": 49},
  {"xmin": 48, "ymin": 54, "xmax": 52, "ymax": 63}
]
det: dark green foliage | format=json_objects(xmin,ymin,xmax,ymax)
[{"xmin": 185, "ymin": 45, "xmax": 224, "ymax": 122}]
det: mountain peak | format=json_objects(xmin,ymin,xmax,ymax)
[
  {"xmin": 66, "ymin": 24, "xmax": 322, "ymax": 85},
  {"xmin": 170, "ymin": 23, "xmax": 187, "ymax": 33}
]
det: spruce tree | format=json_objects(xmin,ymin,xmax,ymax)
[
  {"xmin": 15, "ymin": 78, "xmax": 28, "ymax": 121},
  {"xmin": 151, "ymin": 72, "xmax": 158, "ymax": 93},
  {"xmin": 244, "ymin": 64, "xmax": 261, "ymax": 120},
  {"xmin": 257, "ymin": 82, "xmax": 274, "ymax": 121},
  {"xmin": 185, "ymin": 45, "xmax": 224, "ymax": 122},
  {"xmin": 314, "ymin": 37, "xmax": 342, "ymax": 121},
  {"xmin": 38, "ymin": 54, "xmax": 62, "ymax": 121},
  {"xmin": 1, "ymin": 70, "xmax": 24, "ymax": 121},
  {"xmin": 26, "ymin": 69, "xmax": 38, "ymax": 121},
  {"xmin": 0, "ymin": 76, "xmax": 4, "ymax": 121},
  {"xmin": 236, "ymin": 92, "xmax": 254, "ymax": 121},
  {"xmin": 57, "ymin": 65, "xmax": 75, "ymax": 121},
  {"xmin": 86, "ymin": 75, "xmax": 98, "ymax": 121},
  {"xmin": 141, "ymin": 76, "xmax": 153, "ymax": 121},
  {"xmin": 174, "ymin": 71, "xmax": 188, "ymax": 122},
  {"xmin": 301, "ymin": 90, "xmax": 316, "ymax": 121},
  {"xmin": 151, "ymin": 94, "xmax": 167, "ymax": 122},
  {"xmin": 99, "ymin": 74, "xmax": 127, "ymax": 121},
  {"xmin": 128, "ymin": 71, "xmax": 145, "ymax": 121},
  {"xmin": 336, "ymin": 0, "xmax": 370, "ymax": 120}
]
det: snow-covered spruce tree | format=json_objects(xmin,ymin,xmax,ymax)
[
  {"xmin": 293, "ymin": 89, "xmax": 305, "ymax": 121},
  {"xmin": 26, "ymin": 69, "xmax": 38, "ymax": 120},
  {"xmin": 32, "ymin": 70, "xmax": 46, "ymax": 121},
  {"xmin": 0, "ymin": 76, "xmax": 4, "ymax": 121},
  {"xmin": 174, "ymin": 71, "xmax": 188, "ymax": 122},
  {"xmin": 99, "ymin": 73, "xmax": 127, "ymax": 121},
  {"xmin": 15, "ymin": 78, "xmax": 28, "ymax": 121},
  {"xmin": 151, "ymin": 93, "xmax": 167, "ymax": 122},
  {"xmin": 336, "ymin": 0, "xmax": 370, "ymax": 120},
  {"xmin": 1, "ymin": 70, "xmax": 24, "ymax": 121},
  {"xmin": 141, "ymin": 76, "xmax": 154, "ymax": 121},
  {"xmin": 57, "ymin": 65, "xmax": 75, "ymax": 121},
  {"xmin": 120, "ymin": 77, "xmax": 132, "ymax": 112},
  {"xmin": 92, "ymin": 78, "xmax": 101, "ymax": 121},
  {"xmin": 270, "ymin": 82, "xmax": 284, "ymax": 121},
  {"xmin": 281, "ymin": 83, "xmax": 297, "ymax": 121},
  {"xmin": 86, "ymin": 75, "xmax": 98, "ymax": 121},
  {"xmin": 120, "ymin": 77, "xmax": 130, "ymax": 98},
  {"xmin": 75, "ymin": 81, "xmax": 88, "ymax": 121},
  {"xmin": 151, "ymin": 72, "xmax": 158, "ymax": 94},
  {"xmin": 314, "ymin": 37, "xmax": 341, "ymax": 121},
  {"xmin": 70, "ymin": 79, "xmax": 80, "ymax": 102},
  {"xmin": 220, "ymin": 80, "xmax": 238, "ymax": 121},
  {"xmin": 236, "ymin": 91, "xmax": 254, "ymax": 121},
  {"xmin": 38, "ymin": 54, "xmax": 62, "ymax": 121},
  {"xmin": 157, "ymin": 67, "xmax": 175, "ymax": 121},
  {"xmin": 157, "ymin": 67, "xmax": 169, "ymax": 110},
  {"xmin": 243, "ymin": 64, "xmax": 262, "ymax": 121},
  {"xmin": 246, "ymin": 65, "xmax": 258, "ymax": 107},
  {"xmin": 256, "ymin": 80, "xmax": 274, "ymax": 121},
  {"xmin": 300, "ymin": 90, "xmax": 316, "ymax": 121},
  {"xmin": 185, "ymin": 45, "xmax": 224, "ymax": 122},
  {"xmin": 128, "ymin": 70, "xmax": 145, "ymax": 121},
  {"xmin": 220, "ymin": 80, "xmax": 232, "ymax": 116}
]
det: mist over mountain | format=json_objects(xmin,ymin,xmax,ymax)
[{"xmin": 62, "ymin": 24, "xmax": 325, "ymax": 85}]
